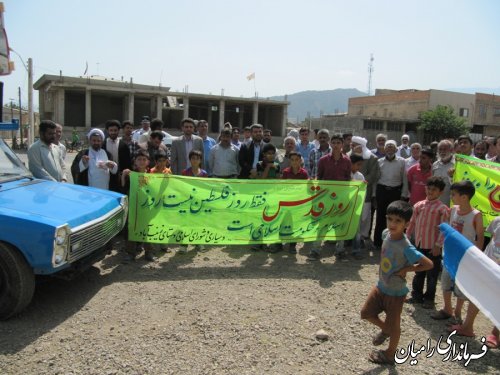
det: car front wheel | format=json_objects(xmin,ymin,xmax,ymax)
[{"xmin": 0, "ymin": 242, "xmax": 35, "ymax": 320}]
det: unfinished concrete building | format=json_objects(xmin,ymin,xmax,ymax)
[{"xmin": 34, "ymin": 75, "xmax": 288, "ymax": 137}]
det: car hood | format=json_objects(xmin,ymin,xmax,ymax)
[{"xmin": 0, "ymin": 178, "xmax": 124, "ymax": 229}]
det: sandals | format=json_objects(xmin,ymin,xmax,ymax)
[
  {"xmin": 431, "ymin": 309, "xmax": 452, "ymax": 320},
  {"xmin": 447, "ymin": 324, "xmax": 475, "ymax": 337},
  {"xmin": 369, "ymin": 349, "xmax": 394, "ymax": 365},
  {"xmin": 485, "ymin": 334, "xmax": 499, "ymax": 349},
  {"xmin": 445, "ymin": 317, "xmax": 463, "ymax": 326},
  {"xmin": 372, "ymin": 331, "xmax": 389, "ymax": 346}
]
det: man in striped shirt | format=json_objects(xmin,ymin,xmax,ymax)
[{"xmin": 406, "ymin": 176, "xmax": 450, "ymax": 309}]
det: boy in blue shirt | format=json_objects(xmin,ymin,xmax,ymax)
[{"xmin": 361, "ymin": 200, "xmax": 433, "ymax": 365}]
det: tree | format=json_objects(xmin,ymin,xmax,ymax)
[{"xmin": 418, "ymin": 105, "xmax": 469, "ymax": 142}]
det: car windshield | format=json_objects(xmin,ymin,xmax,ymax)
[{"xmin": 0, "ymin": 138, "xmax": 32, "ymax": 182}]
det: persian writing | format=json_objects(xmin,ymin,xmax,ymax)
[
  {"xmin": 128, "ymin": 174, "xmax": 366, "ymax": 245},
  {"xmin": 454, "ymin": 155, "xmax": 500, "ymax": 230},
  {"xmin": 395, "ymin": 331, "xmax": 489, "ymax": 367}
]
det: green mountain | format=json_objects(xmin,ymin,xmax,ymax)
[{"xmin": 270, "ymin": 88, "xmax": 366, "ymax": 122}]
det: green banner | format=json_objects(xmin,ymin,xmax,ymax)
[
  {"xmin": 128, "ymin": 173, "xmax": 366, "ymax": 245},
  {"xmin": 454, "ymin": 155, "xmax": 500, "ymax": 231}
]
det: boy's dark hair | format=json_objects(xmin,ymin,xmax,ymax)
[
  {"xmin": 134, "ymin": 149, "xmax": 150, "ymax": 160},
  {"xmin": 342, "ymin": 132, "xmax": 353, "ymax": 140},
  {"xmin": 450, "ymin": 180, "xmax": 475, "ymax": 200},
  {"xmin": 299, "ymin": 127, "xmax": 309, "ymax": 134},
  {"xmin": 189, "ymin": 149, "xmax": 202, "ymax": 159},
  {"xmin": 122, "ymin": 120, "xmax": 134, "ymax": 128},
  {"xmin": 150, "ymin": 130, "xmax": 164, "ymax": 140},
  {"xmin": 263, "ymin": 129, "xmax": 272, "ymax": 134},
  {"xmin": 420, "ymin": 148, "xmax": 435, "ymax": 159},
  {"xmin": 458, "ymin": 135, "xmax": 473, "ymax": 145},
  {"xmin": 262, "ymin": 143, "xmax": 276, "ymax": 154},
  {"xmin": 232, "ymin": 127, "xmax": 240, "ymax": 134},
  {"xmin": 330, "ymin": 133, "xmax": 343, "ymax": 142},
  {"xmin": 220, "ymin": 129, "xmax": 232, "ymax": 137},
  {"xmin": 150, "ymin": 118, "xmax": 164, "ymax": 131},
  {"xmin": 426, "ymin": 176, "xmax": 446, "ymax": 191},
  {"xmin": 105, "ymin": 119, "xmax": 121, "ymax": 130},
  {"xmin": 288, "ymin": 151, "xmax": 301, "ymax": 159},
  {"xmin": 350, "ymin": 153, "xmax": 364, "ymax": 164},
  {"xmin": 386, "ymin": 200, "xmax": 413, "ymax": 222},
  {"xmin": 243, "ymin": 126, "xmax": 251, "ymax": 132},
  {"xmin": 154, "ymin": 151, "xmax": 167, "ymax": 161}
]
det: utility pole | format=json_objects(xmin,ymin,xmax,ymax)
[
  {"xmin": 28, "ymin": 57, "xmax": 34, "ymax": 145},
  {"xmin": 18, "ymin": 86, "xmax": 22, "ymax": 146}
]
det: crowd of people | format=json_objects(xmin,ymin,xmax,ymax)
[{"xmin": 25, "ymin": 117, "xmax": 500, "ymax": 363}]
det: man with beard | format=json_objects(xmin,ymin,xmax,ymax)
[
  {"xmin": 28, "ymin": 120, "xmax": 68, "ymax": 182},
  {"xmin": 54, "ymin": 123, "xmax": 67, "ymax": 160},
  {"xmin": 432, "ymin": 140, "xmax": 454, "ymax": 205},
  {"xmin": 238, "ymin": 124, "xmax": 265, "ymax": 178},
  {"xmin": 397, "ymin": 134, "xmax": 411, "ymax": 158},
  {"xmin": 373, "ymin": 140, "xmax": 408, "ymax": 249},
  {"xmin": 263, "ymin": 129, "xmax": 273, "ymax": 144},
  {"xmin": 170, "ymin": 118, "xmax": 204, "ymax": 174},
  {"xmin": 74, "ymin": 128, "xmax": 118, "ymax": 189},
  {"xmin": 197, "ymin": 119, "xmax": 217, "ymax": 175},
  {"xmin": 138, "ymin": 130, "xmax": 169, "ymax": 169},
  {"xmin": 209, "ymin": 129, "xmax": 239, "ymax": 178},
  {"xmin": 103, "ymin": 119, "xmax": 132, "ymax": 192}
]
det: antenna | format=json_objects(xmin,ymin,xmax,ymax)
[{"xmin": 367, "ymin": 53, "xmax": 374, "ymax": 95}]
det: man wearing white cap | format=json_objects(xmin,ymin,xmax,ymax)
[
  {"xmin": 373, "ymin": 140, "xmax": 408, "ymax": 249},
  {"xmin": 349, "ymin": 136, "xmax": 380, "ymax": 244},
  {"xmin": 396, "ymin": 134, "xmax": 411, "ymax": 158},
  {"xmin": 132, "ymin": 116, "xmax": 151, "ymax": 142},
  {"xmin": 72, "ymin": 128, "xmax": 118, "ymax": 190}
]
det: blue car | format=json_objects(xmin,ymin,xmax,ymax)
[{"xmin": 0, "ymin": 137, "xmax": 128, "ymax": 319}]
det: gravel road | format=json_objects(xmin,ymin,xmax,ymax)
[{"xmin": 1, "ymin": 238, "xmax": 499, "ymax": 375}]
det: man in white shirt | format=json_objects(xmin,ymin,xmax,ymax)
[
  {"xmin": 396, "ymin": 134, "xmax": 411, "ymax": 158},
  {"xmin": 28, "ymin": 120, "xmax": 67, "ymax": 182},
  {"xmin": 132, "ymin": 116, "xmax": 151, "ymax": 142},
  {"xmin": 405, "ymin": 143, "xmax": 421, "ymax": 172},
  {"xmin": 209, "ymin": 129, "xmax": 239, "ymax": 178},
  {"xmin": 77, "ymin": 128, "xmax": 118, "ymax": 190},
  {"xmin": 373, "ymin": 140, "xmax": 408, "ymax": 248}
]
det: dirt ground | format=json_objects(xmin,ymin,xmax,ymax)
[{"xmin": 0, "ymin": 237, "xmax": 499, "ymax": 375}]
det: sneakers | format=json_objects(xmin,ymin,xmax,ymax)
[{"xmin": 307, "ymin": 252, "xmax": 320, "ymax": 261}]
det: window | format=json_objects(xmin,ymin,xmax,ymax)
[
  {"xmin": 494, "ymin": 107, "xmax": 500, "ymax": 117},
  {"xmin": 363, "ymin": 120, "xmax": 383, "ymax": 131},
  {"xmin": 459, "ymin": 108, "xmax": 469, "ymax": 117},
  {"xmin": 479, "ymin": 104, "xmax": 487, "ymax": 119},
  {"xmin": 386, "ymin": 122, "xmax": 403, "ymax": 132}
]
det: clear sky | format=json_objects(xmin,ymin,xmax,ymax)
[{"xmin": 2, "ymin": 0, "xmax": 500, "ymax": 108}]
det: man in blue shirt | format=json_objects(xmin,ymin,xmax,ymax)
[{"xmin": 197, "ymin": 120, "xmax": 217, "ymax": 175}]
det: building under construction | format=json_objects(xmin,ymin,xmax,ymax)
[{"xmin": 34, "ymin": 75, "xmax": 289, "ymax": 136}]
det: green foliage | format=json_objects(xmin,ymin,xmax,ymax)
[{"xmin": 418, "ymin": 105, "xmax": 469, "ymax": 141}]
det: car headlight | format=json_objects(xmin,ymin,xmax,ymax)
[{"xmin": 53, "ymin": 224, "xmax": 70, "ymax": 267}]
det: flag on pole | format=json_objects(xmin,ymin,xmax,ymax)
[
  {"xmin": 246, "ymin": 72, "xmax": 255, "ymax": 81},
  {"xmin": 440, "ymin": 223, "xmax": 500, "ymax": 327},
  {"xmin": 83, "ymin": 61, "xmax": 88, "ymax": 76}
]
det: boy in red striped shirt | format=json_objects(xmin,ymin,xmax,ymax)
[{"xmin": 406, "ymin": 176, "xmax": 450, "ymax": 309}]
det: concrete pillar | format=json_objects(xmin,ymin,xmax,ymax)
[
  {"xmin": 218, "ymin": 100, "xmax": 225, "ymax": 132},
  {"xmin": 207, "ymin": 104, "xmax": 212, "ymax": 129},
  {"xmin": 56, "ymin": 89, "xmax": 65, "ymax": 125},
  {"xmin": 183, "ymin": 96, "xmax": 190, "ymax": 118},
  {"xmin": 252, "ymin": 102, "xmax": 259, "ymax": 124},
  {"xmin": 128, "ymin": 93, "xmax": 134, "ymax": 122},
  {"xmin": 238, "ymin": 106, "xmax": 244, "ymax": 128},
  {"xmin": 85, "ymin": 89, "xmax": 91, "ymax": 128},
  {"xmin": 282, "ymin": 104, "xmax": 287, "ymax": 137},
  {"xmin": 156, "ymin": 95, "xmax": 163, "ymax": 120}
]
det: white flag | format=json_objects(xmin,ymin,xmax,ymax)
[{"xmin": 247, "ymin": 72, "xmax": 255, "ymax": 81}]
